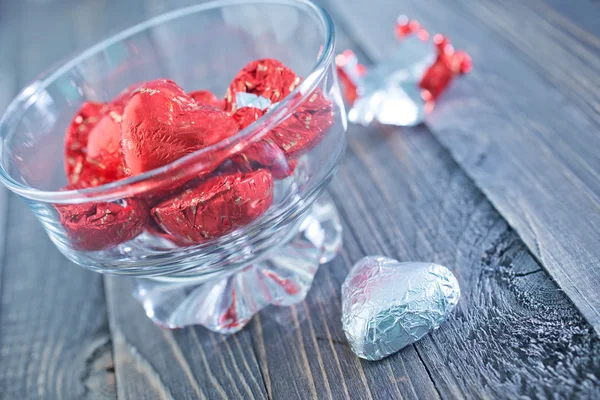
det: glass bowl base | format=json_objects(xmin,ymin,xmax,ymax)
[{"xmin": 133, "ymin": 194, "xmax": 342, "ymax": 333}]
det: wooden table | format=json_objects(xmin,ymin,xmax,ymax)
[{"xmin": 1, "ymin": 0, "xmax": 599, "ymax": 398}]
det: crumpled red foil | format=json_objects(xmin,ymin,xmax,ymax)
[
  {"xmin": 64, "ymin": 83, "xmax": 143, "ymax": 188},
  {"xmin": 269, "ymin": 89, "xmax": 334, "ymax": 157},
  {"xmin": 56, "ymin": 199, "xmax": 146, "ymax": 250},
  {"xmin": 85, "ymin": 105, "xmax": 128, "ymax": 183},
  {"xmin": 226, "ymin": 60, "xmax": 333, "ymax": 158},
  {"xmin": 232, "ymin": 106, "xmax": 267, "ymax": 130},
  {"xmin": 224, "ymin": 59, "xmax": 301, "ymax": 112},
  {"xmin": 335, "ymin": 50, "xmax": 367, "ymax": 104},
  {"xmin": 189, "ymin": 89, "xmax": 224, "ymax": 109},
  {"xmin": 64, "ymin": 102, "xmax": 107, "ymax": 188},
  {"xmin": 121, "ymin": 79, "xmax": 238, "ymax": 176},
  {"xmin": 151, "ymin": 169, "xmax": 273, "ymax": 243},
  {"xmin": 418, "ymin": 34, "xmax": 472, "ymax": 102},
  {"xmin": 230, "ymin": 107, "xmax": 295, "ymax": 179},
  {"xmin": 335, "ymin": 16, "xmax": 472, "ymax": 125},
  {"xmin": 62, "ymin": 58, "xmax": 328, "ymax": 250}
]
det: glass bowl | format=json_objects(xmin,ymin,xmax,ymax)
[{"xmin": 0, "ymin": 0, "xmax": 346, "ymax": 333}]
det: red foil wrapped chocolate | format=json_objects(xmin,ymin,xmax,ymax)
[
  {"xmin": 151, "ymin": 170, "xmax": 273, "ymax": 243},
  {"xmin": 64, "ymin": 84, "xmax": 141, "ymax": 189},
  {"xmin": 189, "ymin": 89, "xmax": 224, "ymax": 109},
  {"xmin": 226, "ymin": 59, "xmax": 332, "ymax": 157},
  {"xmin": 224, "ymin": 59, "xmax": 301, "ymax": 112},
  {"xmin": 62, "ymin": 96, "xmax": 143, "ymax": 250},
  {"xmin": 270, "ymin": 89, "xmax": 334, "ymax": 156},
  {"xmin": 61, "ymin": 57, "xmax": 325, "ymax": 251},
  {"xmin": 231, "ymin": 107, "xmax": 297, "ymax": 179},
  {"xmin": 64, "ymin": 102, "xmax": 108, "ymax": 188},
  {"xmin": 121, "ymin": 79, "xmax": 238, "ymax": 176},
  {"xmin": 85, "ymin": 105, "xmax": 128, "ymax": 183},
  {"xmin": 57, "ymin": 199, "xmax": 145, "ymax": 250}
]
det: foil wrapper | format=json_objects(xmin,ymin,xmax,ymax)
[
  {"xmin": 235, "ymin": 92, "xmax": 273, "ymax": 110},
  {"xmin": 224, "ymin": 59, "xmax": 300, "ymax": 112},
  {"xmin": 151, "ymin": 170, "xmax": 273, "ymax": 243},
  {"xmin": 230, "ymin": 105, "xmax": 296, "ymax": 179},
  {"xmin": 60, "ymin": 59, "xmax": 319, "ymax": 250},
  {"xmin": 121, "ymin": 79, "xmax": 238, "ymax": 175},
  {"xmin": 336, "ymin": 17, "xmax": 471, "ymax": 127},
  {"xmin": 189, "ymin": 89, "xmax": 224, "ymax": 109},
  {"xmin": 342, "ymin": 256, "xmax": 460, "ymax": 361},
  {"xmin": 64, "ymin": 101, "xmax": 129, "ymax": 189},
  {"xmin": 56, "ymin": 199, "xmax": 146, "ymax": 251}
]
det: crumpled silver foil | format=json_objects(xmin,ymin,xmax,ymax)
[
  {"xmin": 235, "ymin": 92, "xmax": 273, "ymax": 110},
  {"xmin": 341, "ymin": 256, "xmax": 460, "ymax": 361},
  {"xmin": 340, "ymin": 36, "xmax": 433, "ymax": 127}
]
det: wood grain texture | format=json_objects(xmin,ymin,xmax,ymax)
[
  {"xmin": 323, "ymin": 0, "xmax": 600, "ymax": 334},
  {"xmin": 1, "ymin": 0, "xmax": 599, "ymax": 399},
  {"xmin": 0, "ymin": 0, "xmax": 160, "ymax": 398},
  {"xmin": 240, "ymin": 14, "xmax": 600, "ymax": 397},
  {"xmin": 97, "ymin": 1, "xmax": 266, "ymax": 398},
  {"xmin": 0, "ymin": 1, "xmax": 116, "ymax": 399},
  {"xmin": 105, "ymin": 277, "xmax": 269, "ymax": 400},
  {"xmin": 0, "ymin": 197, "xmax": 115, "ymax": 399},
  {"xmin": 246, "ymin": 117, "xmax": 600, "ymax": 399},
  {"xmin": 541, "ymin": 0, "xmax": 600, "ymax": 41},
  {"xmin": 0, "ymin": 0, "xmax": 17, "ymax": 317}
]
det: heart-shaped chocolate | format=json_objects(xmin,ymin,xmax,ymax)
[
  {"xmin": 151, "ymin": 169, "xmax": 273, "ymax": 243},
  {"xmin": 64, "ymin": 84, "xmax": 146, "ymax": 189},
  {"xmin": 121, "ymin": 79, "xmax": 238, "ymax": 176},
  {"xmin": 342, "ymin": 256, "xmax": 460, "ymax": 360},
  {"xmin": 85, "ymin": 103, "xmax": 128, "ymax": 184}
]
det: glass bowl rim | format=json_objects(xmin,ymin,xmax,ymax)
[{"xmin": 0, "ymin": 0, "xmax": 335, "ymax": 204}]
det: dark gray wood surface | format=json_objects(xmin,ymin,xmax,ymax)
[
  {"xmin": 0, "ymin": 0, "xmax": 598, "ymax": 399},
  {"xmin": 324, "ymin": 0, "xmax": 600, "ymax": 334},
  {"xmin": 0, "ymin": 1, "xmax": 115, "ymax": 399}
]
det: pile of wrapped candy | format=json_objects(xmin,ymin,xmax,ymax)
[{"xmin": 58, "ymin": 59, "xmax": 333, "ymax": 250}]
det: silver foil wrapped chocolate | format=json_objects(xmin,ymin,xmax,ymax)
[
  {"xmin": 341, "ymin": 256, "xmax": 460, "ymax": 361},
  {"xmin": 335, "ymin": 17, "xmax": 472, "ymax": 127}
]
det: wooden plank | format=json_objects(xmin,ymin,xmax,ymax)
[
  {"xmin": 0, "ymin": 0, "xmax": 21, "ymax": 395},
  {"xmin": 99, "ymin": 1, "xmax": 265, "ymax": 399},
  {"xmin": 249, "ymin": 220, "xmax": 440, "ymax": 400},
  {"xmin": 249, "ymin": 119, "xmax": 600, "ymax": 399},
  {"xmin": 101, "ymin": 1, "xmax": 599, "ymax": 397},
  {"xmin": 244, "ymin": 16, "xmax": 600, "ymax": 396},
  {"xmin": 105, "ymin": 278, "xmax": 268, "ymax": 400},
  {"xmin": 323, "ymin": 0, "xmax": 600, "ymax": 334},
  {"xmin": 0, "ymin": 0, "xmax": 18, "ymax": 312},
  {"xmin": 0, "ymin": 197, "xmax": 116, "ymax": 399},
  {"xmin": 0, "ymin": 1, "xmax": 116, "ymax": 399},
  {"xmin": 541, "ymin": 0, "xmax": 600, "ymax": 42}
]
